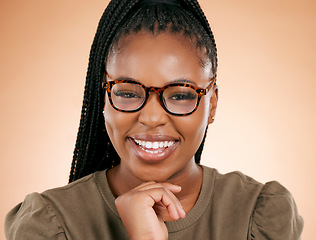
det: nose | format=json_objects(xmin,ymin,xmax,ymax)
[{"xmin": 138, "ymin": 92, "xmax": 169, "ymax": 128}]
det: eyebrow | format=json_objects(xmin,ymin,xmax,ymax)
[
  {"xmin": 109, "ymin": 75, "xmax": 197, "ymax": 86},
  {"xmin": 168, "ymin": 78, "xmax": 197, "ymax": 85}
]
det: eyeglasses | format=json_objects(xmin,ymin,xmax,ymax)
[{"xmin": 103, "ymin": 72, "xmax": 216, "ymax": 116}]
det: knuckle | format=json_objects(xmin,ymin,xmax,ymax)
[{"xmin": 115, "ymin": 195, "xmax": 123, "ymax": 205}]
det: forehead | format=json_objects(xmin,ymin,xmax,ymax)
[{"xmin": 106, "ymin": 32, "xmax": 212, "ymax": 86}]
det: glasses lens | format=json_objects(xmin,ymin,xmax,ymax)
[
  {"xmin": 163, "ymin": 86, "xmax": 198, "ymax": 114},
  {"xmin": 111, "ymin": 83, "xmax": 146, "ymax": 111}
]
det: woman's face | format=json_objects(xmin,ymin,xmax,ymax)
[{"xmin": 104, "ymin": 32, "xmax": 217, "ymax": 182}]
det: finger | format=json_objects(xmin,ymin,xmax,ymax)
[
  {"xmin": 133, "ymin": 181, "xmax": 158, "ymax": 191},
  {"xmin": 144, "ymin": 187, "xmax": 184, "ymax": 220},
  {"xmin": 161, "ymin": 191, "xmax": 186, "ymax": 220},
  {"xmin": 133, "ymin": 182, "xmax": 185, "ymax": 219},
  {"xmin": 161, "ymin": 182, "xmax": 182, "ymax": 194},
  {"xmin": 159, "ymin": 183, "xmax": 185, "ymax": 218},
  {"xmin": 134, "ymin": 181, "xmax": 181, "ymax": 192},
  {"xmin": 137, "ymin": 183, "xmax": 182, "ymax": 209},
  {"xmin": 148, "ymin": 188, "xmax": 180, "ymax": 220}
]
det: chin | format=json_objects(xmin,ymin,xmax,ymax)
[{"xmin": 133, "ymin": 166, "xmax": 173, "ymax": 182}]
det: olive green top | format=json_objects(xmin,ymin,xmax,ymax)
[{"xmin": 5, "ymin": 166, "xmax": 303, "ymax": 239}]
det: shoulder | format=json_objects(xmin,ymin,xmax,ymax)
[
  {"xmin": 202, "ymin": 165, "xmax": 264, "ymax": 198},
  {"xmin": 42, "ymin": 172, "xmax": 98, "ymax": 203},
  {"xmin": 201, "ymin": 166, "xmax": 303, "ymax": 239},
  {"xmin": 202, "ymin": 166, "xmax": 265, "ymax": 229},
  {"xmin": 4, "ymin": 171, "xmax": 106, "ymax": 240},
  {"xmin": 40, "ymin": 171, "xmax": 109, "ymax": 222},
  {"xmin": 249, "ymin": 181, "xmax": 304, "ymax": 239},
  {"xmin": 5, "ymin": 192, "xmax": 66, "ymax": 240}
]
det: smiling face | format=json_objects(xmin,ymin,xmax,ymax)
[{"xmin": 104, "ymin": 32, "xmax": 217, "ymax": 183}]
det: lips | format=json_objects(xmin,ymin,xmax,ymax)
[{"xmin": 128, "ymin": 136, "xmax": 179, "ymax": 163}]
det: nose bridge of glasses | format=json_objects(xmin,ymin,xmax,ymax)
[
  {"xmin": 144, "ymin": 86, "xmax": 165, "ymax": 110},
  {"xmin": 145, "ymin": 86, "xmax": 165, "ymax": 103},
  {"xmin": 147, "ymin": 86, "xmax": 162, "ymax": 93}
]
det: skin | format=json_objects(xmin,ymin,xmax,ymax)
[{"xmin": 104, "ymin": 32, "xmax": 218, "ymax": 240}]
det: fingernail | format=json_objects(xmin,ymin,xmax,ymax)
[
  {"xmin": 179, "ymin": 204, "xmax": 185, "ymax": 213},
  {"xmin": 181, "ymin": 208, "xmax": 186, "ymax": 216}
]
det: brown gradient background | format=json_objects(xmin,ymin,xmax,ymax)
[{"xmin": 1, "ymin": 0, "xmax": 315, "ymax": 239}]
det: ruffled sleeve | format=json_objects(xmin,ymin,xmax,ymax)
[
  {"xmin": 5, "ymin": 193, "xmax": 66, "ymax": 240},
  {"xmin": 249, "ymin": 181, "xmax": 303, "ymax": 240}
]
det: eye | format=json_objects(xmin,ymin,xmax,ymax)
[
  {"xmin": 113, "ymin": 90, "xmax": 142, "ymax": 99},
  {"xmin": 168, "ymin": 92, "xmax": 197, "ymax": 101}
]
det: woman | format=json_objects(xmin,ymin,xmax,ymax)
[{"xmin": 5, "ymin": 0, "xmax": 303, "ymax": 239}]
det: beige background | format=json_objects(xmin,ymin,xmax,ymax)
[{"xmin": 1, "ymin": 0, "xmax": 315, "ymax": 239}]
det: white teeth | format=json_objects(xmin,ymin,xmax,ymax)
[
  {"xmin": 145, "ymin": 142, "xmax": 152, "ymax": 148},
  {"xmin": 152, "ymin": 142, "xmax": 159, "ymax": 149},
  {"xmin": 133, "ymin": 139, "xmax": 176, "ymax": 150}
]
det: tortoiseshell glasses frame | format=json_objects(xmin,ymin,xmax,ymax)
[{"xmin": 103, "ymin": 72, "xmax": 216, "ymax": 116}]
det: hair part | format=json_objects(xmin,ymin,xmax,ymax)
[{"xmin": 69, "ymin": 0, "xmax": 217, "ymax": 183}]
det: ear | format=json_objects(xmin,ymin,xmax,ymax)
[
  {"xmin": 103, "ymin": 95, "xmax": 106, "ymax": 123},
  {"xmin": 103, "ymin": 109, "xmax": 106, "ymax": 123},
  {"xmin": 208, "ymin": 86, "xmax": 218, "ymax": 124}
]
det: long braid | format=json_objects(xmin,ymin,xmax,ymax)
[
  {"xmin": 70, "ymin": 0, "xmax": 140, "ymax": 182},
  {"xmin": 182, "ymin": 0, "xmax": 218, "ymax": 73},
  {"xmin": 69, "ymin": 0, "xmax": 218, "ymax": 183}
]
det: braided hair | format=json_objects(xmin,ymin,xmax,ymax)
[{"xmin": 69, "ymin": 0, "xmax": 218, "ymax": 183}]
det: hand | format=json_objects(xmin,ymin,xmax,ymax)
[{"xmin": 115, "ymin": 181, "xmax": 186, "ymax": 240}]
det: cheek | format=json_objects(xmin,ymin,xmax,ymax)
[
  {"xmin": 173, "ymin": 98, "xmax": 210, "ymax": 146},
  {"xmin": 104, "ymin": 97, "xmax": 136, "ymax": 145}
]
